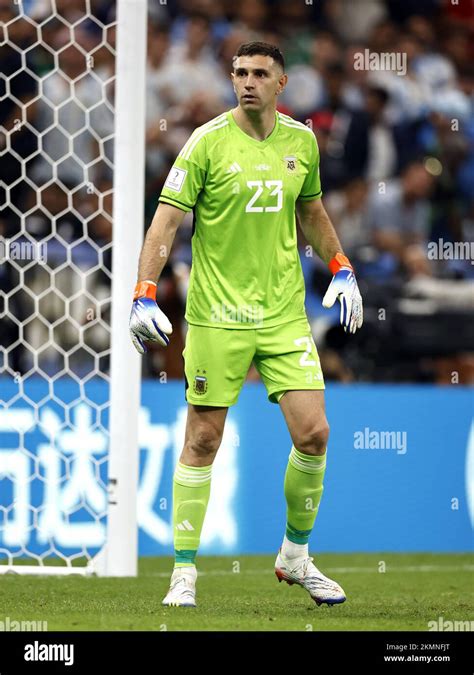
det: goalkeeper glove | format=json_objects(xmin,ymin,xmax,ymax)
[
  {"xmin": 322, "ymin": 253, "xmax": 363, "ymax": 334},
  {"xmin": 129, "ymin": 280, "xmax": 173, "ymax": 354}
]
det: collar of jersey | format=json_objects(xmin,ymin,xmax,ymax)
[{"xmin": 227, "ymin": 109, "xmax": 280, "ymax": 147}]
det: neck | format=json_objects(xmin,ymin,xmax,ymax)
[{"xmin": 232, "ymin": 106, "xmax": 276, "ymax": 141}]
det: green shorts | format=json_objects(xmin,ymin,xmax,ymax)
[{"xmin": 183, "ymin": 316, "xmax": 325, "ymax": 407}]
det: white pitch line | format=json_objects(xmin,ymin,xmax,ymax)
[
  {"xmin": 148, "ymin": 564, "xmax": 474, "ymax": 578},
  {"xmin": 321, "ymin": 565, "xmax": 474, "ymax": 573}
]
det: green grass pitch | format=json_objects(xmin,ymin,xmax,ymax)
[{"xmin": 2, "ymin": 553, "xmax": 473, "ymax": 631}]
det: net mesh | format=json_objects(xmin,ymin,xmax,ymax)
[{"xmin": 0, "ymin": 0, "xmax": 117, "ymax": 569}]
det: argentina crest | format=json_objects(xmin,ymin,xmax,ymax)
[
  {"xmin": 284, "ymin": 155, "xmax": 298, "ymax": 174},
  {"xmin": 193, "ymin": 371, "xmax": 208, "ymax": 395}
]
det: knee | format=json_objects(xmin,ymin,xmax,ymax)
[
  {"xmin": 186, "ymin": 424, "xmax": 222, "ymax": 459},
  {"xmin": 293, "ymin": 421, "xmax": 330, "ymax": 456}
]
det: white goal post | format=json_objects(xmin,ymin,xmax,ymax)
[{"xmin": 0, "ymin": 0, "xmax": 148, "ymax": 576}]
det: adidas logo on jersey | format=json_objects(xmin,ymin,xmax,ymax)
[
  {"xmin": 225, "ymin": 162, "xmax": 243, "ymax": 173},
  {"xmin": 176, "ymin": 520, "xmax": 195, "ymax": 531}
]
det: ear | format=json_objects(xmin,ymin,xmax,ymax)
[{"xmin": 277, "ymin": 74, "xmax": 288, "ymax": 96}]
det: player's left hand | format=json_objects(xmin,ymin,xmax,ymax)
[{"xmin": 322, "ymin": 254, "xmax": 363, "ymax": 334}]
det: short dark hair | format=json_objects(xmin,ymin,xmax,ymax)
[
  {"xmin": 367, "ymin": 85, "xmax": 389, "ymax": 105},
  {"xmin": 234, "ymin": 41, "xmax": 285, "ymax": 71}
]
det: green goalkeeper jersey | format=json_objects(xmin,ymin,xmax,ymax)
[{"xmin": 159, "ymin": 109, "xmax": 322, "ymax": 328}]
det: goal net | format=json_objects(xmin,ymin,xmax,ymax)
[{"xmin": 0, "ymin": 0, "xmax": 147, "ymax": 576}]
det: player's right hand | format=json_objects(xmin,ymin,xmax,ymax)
[{"xmin": 129, "ymin": 280, "xmax": 173, "ymax": 354}]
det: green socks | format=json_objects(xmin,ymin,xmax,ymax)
[
  {"xmin": 173, "ymin": 447, "xmax": 325, "ymax": 567},
  {"xmin": 173, "ymin": 461, "xmax": 212, "ymax": 567},
  {"xmin": 284, "ymin": 445, "xmax": 326, "ymax": 547}
]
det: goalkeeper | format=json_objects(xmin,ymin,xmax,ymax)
[{"xmin": 130, "ymin": 42, "xmax": 363, "ymax": 608}]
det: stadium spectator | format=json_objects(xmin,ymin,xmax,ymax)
[
  {"xmin": 366, "ymin": 161, "xmax": 435, "ymax": 261},
  {"xmin": 3, "ymin": 0, "xmax": 473, "ymax": 384},
  {"xmin": 365, "ymin": 85, "xmax": 397, "ymax": 180},
  {"xmin": 310, "ymin": 61, "xmax": 370, "ymax": 191},
  {"xmin": 324, "ymin": 178, "xmax": 370, "ymax": 258}
]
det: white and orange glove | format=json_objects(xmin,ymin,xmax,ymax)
[
  {"xmin": 129, "ymin": 280, "xmax": 173, "ymax": 354},
  {"xmin": 322, "ymin": 253, "xmax": 363, "ymax": 334}
]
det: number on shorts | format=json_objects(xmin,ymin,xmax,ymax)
[{"xmin": 294, "ymin": 336, "xmax": 316, "ymax": 367}]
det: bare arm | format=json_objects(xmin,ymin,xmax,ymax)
[
  {"xmin": 137, "ymin": 202, "xmax": 187, "ymax": 282},
  {"xmin": 296, "ymin": 197, "xmax": 344, "ymax": 265},
  {"xmin": 297, "ymin": 197, "xmax": 363, "ymax": 332}
]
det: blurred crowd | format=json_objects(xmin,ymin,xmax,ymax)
[{"xmin": 1, "ymin": 0, "xmax": 473, "ymax": 384}]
